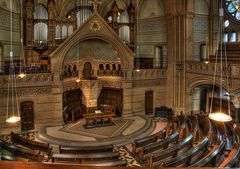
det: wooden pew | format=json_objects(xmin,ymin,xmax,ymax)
[
  {"xmin": 0, "ymin": 140, "xmax": 44, "ymax": 162},
  {"xmin": 157, "ymin": 137, "xmax": 209, "ymax": 168},
  {"xmin": 190, "ymin": 140, "xmax": 226, "ymax": 167},
  {"xmin": 11, "ymin": 132, "xmax": 52, "ymax": 157},
  {"xmin": 138, "ymin": 131, "xmax": 179, "ymax": 160},
  {"xmin": 59, "ymin": 144, "xmax": 113, "ymax": 154},
  {"xmin": 189, "ymin": 115, "xmax": 199, "ymax": 143},
  {"xmin": 220, "ymin": 147, "xmax": 240, "ymax": 168},
  {"xmin": 51, "ymin": 152, "xmax": 127, "ymax": 167},
  {"xmin": 0, "ymin": 153, "xmax": 16, "ymax": 161},
  {"xmin": 132, "ymin": 128, "xmax": 167, "ymax": 153},
  {"xmin": 149, "ymin": 134, "xmax": 194, "ymax": 169}
]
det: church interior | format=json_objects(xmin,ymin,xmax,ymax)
[{"xmin": 0, "ymin": 0, "xmax": 240, "ymax": 169}]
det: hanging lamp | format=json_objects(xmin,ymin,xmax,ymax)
[
  {"xmin": 18, "ymin": 0, "xmax": 26, "ymax": 78},
  {"xmin": 208, "ymin": 1, "xmax": 232, "ymax": 122},
  {"xmin": 75, "ymin": 0, "xmax": 80, "ymax": 83},
  {"xmin": 6, "ymin": 0, "xmax": 21, "ymax": 123}
]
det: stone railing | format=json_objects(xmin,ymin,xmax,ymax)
[
  {"xmin": 132, "ymin": 69, "xmax": 167, "ymax": 80},
  {"xmin": 186, "ymin": 61, "xmax": 240, "ymax": 80},
  {"xmin": 0, "ymin": 73, "xmax": 53, "ymax": 88}
]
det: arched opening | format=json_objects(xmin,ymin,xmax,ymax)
[
  {"xmin": 145, "ymin": 90, "xmax": 154, "ymax": 115},
  {"xmin": 62, "ymin": 89, "xmax": 85, "ymax": 124},
  {"xmin": 20, "ymin": 101, "xmax": 34, "ymax": 131},
  {"xmin": 98, "ymin": 88, "xmax": 123, "ymax": 117},
  {"xmin": 191, "ymin": 84, "xmax": 236, "ymax": 118},
  {"xmin": 83, "ymin": 62, "xmax": 92, "ymax": 80}
]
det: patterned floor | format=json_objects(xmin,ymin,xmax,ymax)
[
  {"xmin": 62, "ymin": 118, "xmax": 134, "ymax": 139},
  {"xmin": 115, "ymin": 146, "xmax": 142, "ymax": 167}
]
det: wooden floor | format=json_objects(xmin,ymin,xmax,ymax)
[
  {"xmin": 0, "ymin": 161, "xmax": 141, "ymax": 169},
  {"xmin": 0, "ymin": 161, "xmax": 233, "ymax": 169}
]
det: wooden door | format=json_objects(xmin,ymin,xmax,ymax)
[
  {"xmin": 20, "ymin": 101, "xmax": 34, "ymax": 131},
  {"xmin": 145, "ymin": 91, "xmax": 154, "ymax": 115}
]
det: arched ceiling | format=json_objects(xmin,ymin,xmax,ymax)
[{"xmin": 0, "ymin": 0, "xmax": 20, "ymax": 13}]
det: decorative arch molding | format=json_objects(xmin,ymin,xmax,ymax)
[
  {"xmin": 187, "ymin": 77, "xmax": 228, "ymax": 92},
  {"xmin": 50, "ymin": 13, "xmax": 134, "ymax": 73},
  {"xmin": 138, "ymin": 0, "xmax": 165, "ymax": 19}
]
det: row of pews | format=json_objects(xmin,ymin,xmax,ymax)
[
  {"xmin": 50, "ymin": 145, "xmax": 127, "ymax": 166},
  {"xmin": 0, "ymin": 132, "xmax": 126, "ymax": 167},
  {"xmin": 131, "ymin": 114, "xmax": 240, "ymax": 169}
]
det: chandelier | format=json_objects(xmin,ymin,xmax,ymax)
[
  {"xmin": 208, "ymin": 1, "xmax": 232, "ymax": 122},
  {"xmin": 6, "ymin": 0, "xmax": 21, "ymax": 123}
]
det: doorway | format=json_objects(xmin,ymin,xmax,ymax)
[
  {"xmin": 20, "ymin": 101, "xmax": 34, "ymax": 131},
  {"xmin": 145, "ymin": 90, "xmax": 154, "ymax": 115}
]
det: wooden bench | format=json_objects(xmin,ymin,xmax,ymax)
[
  {"xmin": 0, "ymin": 140, "xmax": 44, "ymax": 162},
  {"xmin": 138, "ymin": 131, "xmax": 179, "ymax": 160},
  {"xmin": 132, "ymin": 128, "xmax": 167, "ymax": 153},
  {"xmin": 221, "ymin": 147, "xmax": 240, "ymax": 167},
  {"xmin": 51, "ymin": 152, "xmax": 127, "ymax": 167},
  {"xmin": 149, "ymin": 134, "xmax": 194, "ymax": 168},
  {"xmin": 10, "ymin": 132, "xmax": 52, "ymax": 157},
  {"xmin": 59, "ymin": 144, "xmax": 113, "ymax": 154},
  {"xmin": 157, "ymin": 137, "xmax": 209, "ymax": 168},
  {"xmin": 52, "ymin": 152, "xmax": 120, "ymax": 163},
  {"xmin": 0, "ymin": 153, "xmax": 16, "ymax": 161},
  {"xmin": 190, "ymin": 140, "xmax": 226, "ymax": 167}
]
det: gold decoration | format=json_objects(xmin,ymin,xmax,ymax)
[{"xmin": 90, "ymin": 20, "xmax": 101, "ymax": 31}]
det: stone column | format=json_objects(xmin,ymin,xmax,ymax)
[{"xmin": 165, "ymin": 0, "xmax": 194, "ymax": 114}]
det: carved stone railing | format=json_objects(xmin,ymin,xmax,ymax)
[
  {"xmin": 0, "ymin": 73, "xmax": 54, "ymax": 88},
  {"xmin": 132, "ymin": 69, "xmax": 167, "ymax": 80},
  {"xmin": 186, "ymin": 61, "xmax": 240, "ymax": 80}
]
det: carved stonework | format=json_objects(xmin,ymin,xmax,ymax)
[
  {"xmin": 89, "ymin": 20, "xmax": 101, "ymax": 31},
  {"xmin": 0, "ymin": 87, "xmax": 51, "ymax": 97}
]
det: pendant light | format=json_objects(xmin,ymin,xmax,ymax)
[
  {"xmin": 18, "ymin": 0, "xmax": 26, "ymax": 78},
  {"xmin": 208, "ymin": 0, "xmax": 232, "ymax": 122},
  {"xmin": 6, "ymin": 0, "xmax": 21, "ymax": 123},
  {"xmin": 75, "ymin": 0, "xmax": 80, "ymax": 83}
]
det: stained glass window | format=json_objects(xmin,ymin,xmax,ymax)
[{"xmin": 225, "ymin": 0, "xmax": 240, "ymax": 20}]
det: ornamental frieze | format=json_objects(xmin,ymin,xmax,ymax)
[{"xmin": 0, "ymin": 87, "xmax": 51, "ymax": 97}]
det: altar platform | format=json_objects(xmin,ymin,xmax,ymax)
[{"xmin": 36, "ymin": 116, "xmax": 167, "ymax": 147}]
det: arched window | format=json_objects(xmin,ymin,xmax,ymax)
[
  {"xmin": 118, "ymin": 11, "xmax": 130, "ymax": 43},
  {"xmin": 62, "ymin": 25, "xmax": 68, "ymax": 39},
  {"xmin": 230, "ymin": 31, "xmax": 237, "ymax": 42},
  {"xmin": 55, "ymin": 25, "xmax": 61, "ymax": 40},
  {"xmin": 33, "ymin": 4, "xmax": 48, "ymax": 44},
  {"xmin": 224, "ymin": 32, "xmax": 229, "ymax": 42},
  {"xmin": 224, "ymin": 1, "xmax": 240, "ymax": 43},
  {"xmin": 68, "ymin": 25, "xmax": 73, "ymax": 36},
  {"xmin": 99, "ymin": 64, "xmax": 104, "ymax": 70},
  {"xmin": 106, "ymin": 64, "xmax": 110, "ymax": 70},
  {"xmin": 34, "ymin": 23, "xmax": 48, "ymax": 43}
]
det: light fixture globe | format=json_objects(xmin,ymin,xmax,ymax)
[
  {"xmin": 6, "ymin": 116, "xmax": 21, "ymax": 123},
  {"xmin": 208, "ymin": 112, "xmax": 232, "ymax": 122}
]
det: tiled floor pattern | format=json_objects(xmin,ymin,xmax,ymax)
[
  {"xmin": 115, "ymin": 146, "xmax": 142, "ymax": 167},
  {"xmin": 62, "ymin": 119, "xmax": 134, "ymax": 138}
]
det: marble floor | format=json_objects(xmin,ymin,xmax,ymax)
[{"xmin": 36, "ymin": 116, "xmax": 158, "ymax": 147}]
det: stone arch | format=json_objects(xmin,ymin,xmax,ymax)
[
  {"xmin": 138, "ymin": 0, "xmax": 165, "ymax": 19},
  {"xmin": 187, "ymin": 77, "xmax": 228, "ymax": 92},
  {"xmin": 52, "ymin": 35, "xmax": 133, "ymax": 73}
]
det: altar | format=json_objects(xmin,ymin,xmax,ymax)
[{"xmin": 83, "ymin": 111, "xmax": 115, "ymax": 129}]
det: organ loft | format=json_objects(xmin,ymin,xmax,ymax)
[{"xmin": 0, "ymin": 0, "xmax": 240, "ymax": 169}]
